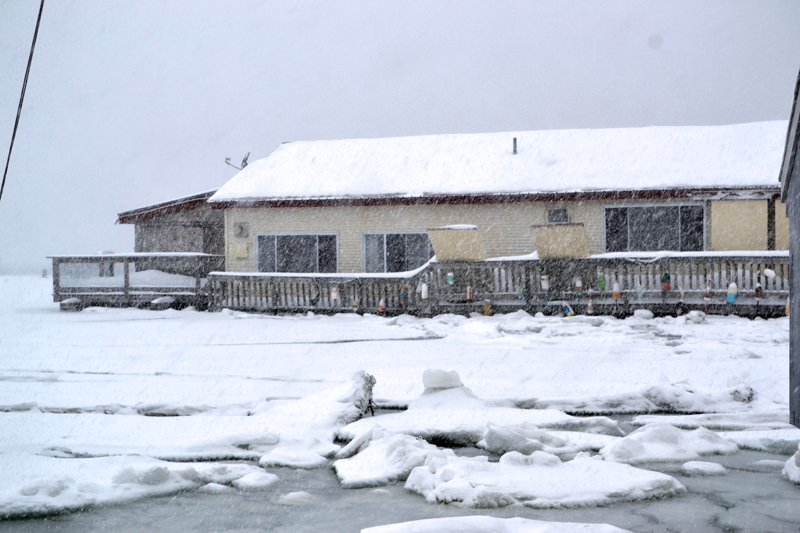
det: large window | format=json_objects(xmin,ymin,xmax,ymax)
[
  {"xmin": 363, "ymin": 233, "xmax": 434, "ymax": 273},
  {"xmin": 604, "ymin": 205, "xmax": 704, "ymax": 252},
  {"xmin": 256, "ymin": 234, "xmax": 337, "ymax": 273}
]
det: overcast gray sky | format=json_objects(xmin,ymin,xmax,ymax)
[{"xmin": 1, "ymin": 0, "xmax": 799, "ymax": 273}]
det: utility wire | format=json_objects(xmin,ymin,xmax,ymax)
[{"xmin": 1, "ymin": 0, "xmax": 45, "ymax": 205}]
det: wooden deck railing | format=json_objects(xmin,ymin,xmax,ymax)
[
  {"xmin": 49, "ymin": 253, "xmax": 224, "ymax": 309},
  {"xmin": 208, "ymin": 252, "xmax": 790, "ymax": 317}
]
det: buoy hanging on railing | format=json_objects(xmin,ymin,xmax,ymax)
[
  {"xmin": 587, "ymin": 293, "xmax": 594, "ymax": 315},
  {"xmin": 466, "ymin": 286, "xmax": 473, "ymax": 303},
  {"xmin": 755, "ymin": 283, "xmax": 763, "ymax": 300},
  {"xmin": 484, "ymin": 299, "xmax": 492, "ymax": 316},
  {"xmin": 704, "ymin": 279, "xmax": 712, "ymax": 313},
  {"xmin": 353, "ymin": 299, "xmax": 359, "ymax": 313},
  {"xmin": 636, "ymin": 284, "xmax": 643, "ymax": 302},
  {"xmin": 378, "ymin": 297, "xmax": 386, "ymax": 313},
  {"xmin": 399, "ymin": 285, "xmax": 406, "ymax": 307},
  {"xmin": 727, "ymin": 282, "xmax": 738, "ymax": 304},
  {"xmin": 661, "ymin": 271, "xmax": 670, "ymax": 304},
  {"xmin": 330, "ymin": 286, "xmax": 339, "ymax": 302},
  {"xmin": 420, "ymin": 282, "xmax": 429, "ymax": 299},
  {"xmin": 518, "ymin": 285, "xmax": 525, "ymax": 301},
  {"xmin": 540, "ymin": 275, "xmax": 549, "ymax": 292},
  {"xmin": 675, "ymin": 292, "xmax": 686, "ymax": 316},
  {"xmin": 598, "ymin": 274, "xmax": 606, "ymax": 300},
  {"xmin": 575, "ymin": 277, "xmax": 583, "ymax": 296},
  {"xmin": 561, "ymin": 301, "xmax": 574, "ymax": 317},
  {"xmin": 612, "ymin": 282, "xmax": 620, "ymax": 299},
  {"xmin": 447, "ymin": 272, "xmax": 455, "ymax": 285}
]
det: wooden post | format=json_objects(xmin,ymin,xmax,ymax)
[
  {"xmin": 123, "ymin": 259, "xmax": 130, "ymax": 305},
  {"xmin": 51, "ymin": 258, "xmax": 60, "ymax": 302}
]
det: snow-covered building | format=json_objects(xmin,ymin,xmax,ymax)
[
  {"xmin": 117, "ymin": 190, "xmax": 224, "ymax": 256},
  {"xmin": 208, "ymin": 122, "xmax": 789, "ymax": 274}
]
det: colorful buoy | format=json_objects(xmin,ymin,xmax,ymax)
[{"xmin": 727, "ymin": 282, "xmax": 738, "ymax": 304}]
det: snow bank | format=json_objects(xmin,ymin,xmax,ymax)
[
  {"xmin": 0, "ymin": 453, "xmax": 265, "ymax": 519},
  {"xmin": 361, "ymin": 515, "xmax": 633, "ymax": 533},
  {"xmin": 339, "ymin": 372, "xmax": 620, "ymax": 445},
  {"xmin": 334, "ymin": 427, "xmax": 453, "ymax": 488},
  {"xmin": 599, "ymin": 424, "xmax": 738, "ymax": 464},
  {"xmin": 405, "ymin": 451, "xmax": 685, "ymax": 508}
]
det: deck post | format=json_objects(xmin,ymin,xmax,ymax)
[
  {"xmin": 123, "ymin": 259, "xmax": 130, "ymax": 305},
  {"xmin": 51, "ymin": 258, "xmax": 60, "ymax": 302}
]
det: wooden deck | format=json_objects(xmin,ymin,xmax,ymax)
[
  {"xmin": 49, "ymin": 253, "xmax": 224, "ymax": 310},
  {"xmin": 207, "ymin": 252, "xmax": 790, "ymax": 318}
]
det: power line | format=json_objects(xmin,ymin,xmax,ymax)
[{"xmin": 0, "ymin": 0, "xmax": 45, "ymax": 205}]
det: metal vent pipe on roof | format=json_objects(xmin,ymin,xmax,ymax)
[{"xmin": 513, "ymin": 138, "xmax": 517, "ymax": 155}]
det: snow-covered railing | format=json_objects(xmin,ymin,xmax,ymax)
[
  {"xmin": 209, "ymin": 252, "xmax": 789, "ymax": 317},
  {"xmin": 207, "ymin": 266, "xmax": 435, "ymax": 314},
  {"xmin": 430, "ymin": 251, "xmax": 790, "ymax": 316},
  {"xmin": 49, "ymin": 253, "xmax": 224, "ymax": 309}
]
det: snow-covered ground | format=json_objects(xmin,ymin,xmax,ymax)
[{"xmin": 1, "ymin": 275, "xmax": 799, "ymax": 532}]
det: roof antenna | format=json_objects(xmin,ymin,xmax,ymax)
[{"xmin": 225, "ymin": 152, "xmax": 250, "ymax": 170}]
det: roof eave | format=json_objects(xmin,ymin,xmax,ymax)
[
  {"xmin": 116, "ymin": 190, "xmax": 217, "ymax": 224},
  {"xmin": 208, "ymin": 186, "xmax": 781, "ymax": 210},
  {"xmin": 780, "ymin": 69, "xmax": 800, "ymax": 202}
]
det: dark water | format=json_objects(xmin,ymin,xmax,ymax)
[{"xmin": 2, "ymin": 450, "xmax": 800, "ymax": 533}]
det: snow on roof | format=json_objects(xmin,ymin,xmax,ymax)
[{"xmin": 209, "ymin": 121, "xmax": 787, "ymax": 203}]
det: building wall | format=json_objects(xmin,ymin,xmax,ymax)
[
  {"xmin": 133, "ymin": 205, "xmax": 224, "ymax": 254},
  {"xmin": 223, "ymin": 197, "xmax": 777, "ymax": 272},
  {"xmin": 709, "ymin": 200, "xmax": 768, "ymax": 251},
  {"xmin": 776, "ymin": 200, "xmax": 790, "ymax": 250}
]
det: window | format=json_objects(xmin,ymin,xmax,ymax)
[
  {"xmin": 256, "ymin": 234, "xmax": 337, "ymax": 273},
  {"xmin": 604, "ymin": 205, "xmax": 704, "ymax": 252},
  {"xmin": 548, "ymin": 209, "xmax": 569, "ymax": 224},
  {"xmin": 363, "ymin": 233, "xmax": 434, "ymax": 273}
]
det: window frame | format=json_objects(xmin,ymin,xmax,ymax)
[
  {"xmin": 547, "ymin": 208, "xmax": 569, "ymax": 224},
  {"xmin": 361, "ymin": 231, "xmax": 434, "ymax": 273},
  {"xmin": 602, "ymin": 203, "xmax": 706, "ymax": 253},
  {"xmin": 254, "ymin": 232, "xmax": 338, "ymax": 273}
]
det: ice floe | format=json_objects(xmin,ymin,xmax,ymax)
[
  {"xmin": 334, "ymin": 427, "xmax": 453, "ymax": 488},
  {"xmin": 0, "ymin": 453, "xmax": 266, "ymax": 518},
  {"xmin": 680, "ymin": 461, "xmax": 727, "ymax": 476},
  {"xmin": 339, "ymin": 371, "xmax": 620, "ymax": 446},
  {"xmin": 599, "ymin": 424, "xmax": 738, "ymax": 464},
  {"xmin": 361, "ymin": 515, "xmax": 632, "ymax": 532},
  {"xmin": 231, "ymin": 471, "xmax": 280, "ymax": 491},
  {"xmin": 404, "ymin": 451, "xmax": 685, "ymax": 508}
]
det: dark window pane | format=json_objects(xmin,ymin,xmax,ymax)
[
  {"xmin": 277, "ymin": 235, "xmax": 316, "ymax": 272},
  {"xmin": 680, "ymin": 205, "xmax": 705, "ymax": 251},
  {"xmin": 364, "ymin": 234, "xmax": 385, "ymax": 273},
  {"xmin": 257, "ymin": 235, "xmax": 276, "ymax": 272},
  {"xmin": 318, "ymin": 235, "xmax": 337, "ymax": 273},
  {"xmin": 406, "ymin": 234, "xmax": 432, "ymax": 270},
  {"xmin": 548, "ymin": 209, "xmax": 568, "ymax": 224},
  {"xmin": 605, "ymin": 208, "xmax": 628, "ymax": 252},
  {"xmin": 629, "ymin": 206, "xmax": 679, "ymax": 251},
  {"xmin": 386, "ymin": 234, "xmax": 406, "ymax": 272}
]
